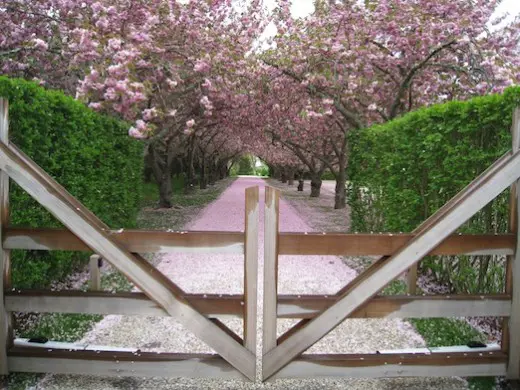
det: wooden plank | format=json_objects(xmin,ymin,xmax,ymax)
[
  {"xmin": 89, "ymin": 255, "xmax": 101, "ymax": 291},
  {"xmin": 14, "ymin": 338, "xmax": 89, "ymax": 351},
  {"xmin": 262, "ymin": 149, "xmax": 520, "ymax": 380},
  {"xmin": 210, "ymin": 318, "xmax": 243, "ymax": 344},
  {"xmin": 9, "ymin": 291, "xmax": 510, "ymax": 320},
  {"xmin": 277, "ymin": 319, "xmax": 310, "ymax": 345},
  {"xmin": 428, "ymin": 344, "xmax": 500, "ymax": 353},
  {"xmin": 502, "ymin": 182, "xmax": 514, "ymax": 354},
  {"xmin": 263, "ymin": 186, "xmax": 279, "ymax": 354},
  {"xmin": 244, "ymin": 186, "xmax": 259, "ymax": 353},
  {"xmin": 278, "ymin": 233, "xmax": 514, "ymax": 256},
  {"xmin": 7, "ymin": 348, "xmax": 245, "ymax": 380},
  {"xmin": 8, "ymin": 227, "xmax": 511, "ymax": 256},
  {"xmin": 14, "ymin": 338, "xmax": 139, "ymax": 352},
  {"xmin": 276, "ymin": 294, "xmax": 512, "ymax": 319},
  {"xmin": 406, "ymin": 263, "xmax": 418, "ymax": 294},
  {"xmin": 506, "ymin": 107, "xmax": 520, "ymax": 379},
  {"xmin": 271, "ymin": 352, "xmax": 507, "ymax": 379},
  {"xmin": 376, "ymin": 347, "xmax": 430, "ymax": 354},
  {"xmin": 509, "ymin": 108, "xmax": 520, "ymax": 379},
  {"xmin": 0, "ymin": 99, "xmax": 9, "ymax": 374},
  {"xmin": 0, "ymin": 142, "xmax": 256, "ymax": 380},
  {"xmin": 4, "ymin": 227, "xmax": 244, "ymax": 254},
  {"xmin": 5, "ymin": 290, "xmax": 244, "ymax": 318}
]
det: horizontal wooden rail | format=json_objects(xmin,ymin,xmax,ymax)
[
  {"xmin": 271, "ymin": 351, "xmax": 507, "ymax": 379},
  {"xmin": 6, "ymin": 291, "xmax": 511, "ymax": 320},
  {"xmin": 277, "ymin": 294, "xmax": 512, "ymax": 319},
  {"xmin": 7, "ymin": 348, "xmax": 245, "ymax": 379},
  {"xmin": 278, "ymin": 233, "xmax": 514, "ymax": 256},
  {"xmin": 9, "ymin": 344, "xmax": 504, "ymax": 380},
  {"xmin": 6, "ymin": 229, "xmax": 512, "ymax": 257},
  {"xmin": 5, "ymin": 290, "xmax": 244, "ymax": 318},
  {"xmin": 4, "ymin": 227, "xmax": 244, "ymax": 253}
]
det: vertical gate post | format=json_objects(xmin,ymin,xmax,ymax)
[
  {"xmin": 406, "ymin": 264, "xmax": 418, "ymax": 294},
  {"xmin": 0, "ymin": 99, "xmax": 10, "ymax": 375},
  {"xmin": 263, "ymin": 186, "xmax": 279, "ymax": 356},
  {"xmin": 244, "ymin": 186, "xmax": 259, "ymax": 354},
  {"xmin": 89, "ymin": 254, "xmax": 102, "ymax": 291},
  {"xmin": 507, "ymin": 107, "xmax": 520, "ymax": 379}
]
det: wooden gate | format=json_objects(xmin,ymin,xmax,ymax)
[
  {"xmin": 1, "ymin": 96, "xmax": 520, "ymax": 383},
  {"xmin": 0, "ymin": 99, "xmax": 259, "ymax": 380},
  {"xmin": 261, "ymin": 110, "xmax": 520, "ymax": 381}
]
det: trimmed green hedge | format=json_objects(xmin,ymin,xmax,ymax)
[
  {"xmin": 0, "ymin": 77, "xmax": 143, "ymax": 288},
  {"xmin": 348, "ymin": 87, "xmax": 520, "ymax": 293}
]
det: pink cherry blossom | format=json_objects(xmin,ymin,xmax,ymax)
[
  {"xmin": 32, "ymin": 38, "xmax": 48, "ymax": 51},
  {"xmin": 142, "ymin": 108, "xmax": 158, "ymax": 121},
  {"xmin": 194, "ymin": 60, "xmax": 211, "ymax": 73}
]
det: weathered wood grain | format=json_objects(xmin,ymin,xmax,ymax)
[
  {"xmin": 277, "ymin": 294, "xmax": 512, "ymax": 319},
  {"xmin": 278, "ymin": 233, "xmax": 514, "ymax": 256},
  {"xmin": 0, "ymin": 99, "xmax": 9, "ymax": 374},
  {"xmin": 7, "ymin": 348, "xmax": 245, "ymax": 380},
  {"xmin": 263, "ymin": 186, "xmax": 280, "ymax": 354},
  {"xmin": 9, "ymin": 291, "xmax": 510, "ymax": 320},
  {"xmin": 5, "ymin": 290, "xmax": 244, "ymax": 318},
  {"xmin": 508, "ymin": 106, "xmax": 520, "ymax": 380},
  {"xmin": 244, "ymin": 186, "xmax": 259, "ymax": 354},
  {"xmin": 4, "ymin": 227, "xmax": 244, "ymax": 253},
  {"xmin": 89, "ymin": 255, "xmax": 101, "ymax": 291},
  {"xmin": 271, "ymin": 352, "xmax": 507, "ymax": 379}
]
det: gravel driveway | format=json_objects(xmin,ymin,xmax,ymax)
[{"xmin": 36, "ymin": 177, "xmax": 468, "ymax": 389}]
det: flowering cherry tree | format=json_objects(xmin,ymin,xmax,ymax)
[
  {"xmin": 1, "ymin": 0, "xmax": 267, "ymax": 207},
  {"xmin": 259, "ymin": 0, "xmax": 520, "ymax": 208},
  {"xmin": 2, "ymin": 0, "xmax": 519, "ymax": 209}
]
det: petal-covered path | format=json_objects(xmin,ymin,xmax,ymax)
[{"xmin": 38, "ymin": 178, "xmax": 467, "ymax": 390}]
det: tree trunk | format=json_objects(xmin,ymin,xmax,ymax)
[
  {"xmin": 200, "ymin": 156, "xmax": 208, "ymax": 189},
  {"xmin": 310, "ymin": 174, "xmax": 322, "ymax": 197},
  {"xmin": 184, "ymin": 148, "xmax": 196, "ymax": 194},
  {"xmin": 219, "ymin": 163, "xmax": 227, "ymax": 180},
  {"xmin": 288, "ymin": 169, "xmax": 295, "ymax": 185},
  {"xmin": 281, "ymin": 170, "xmax": 287, "ymax": 183},
  {"xmin": 149, "ymin": 142, "xmax": 173, "ymax": 208},
  {"xmin": 477, "ymin": 204, "xmax": 494, "ymax": 291},
  {"xmin": 334, "ymin": 167, "xmax": 347, "ymax": 209},
  {"xmin": 208, "ymin": 160, "xmax": 217, "ymax": 185},
  {"xmin": 271, "ymin": 166, "xmax": 281, "ymax": 179},
  {"xmin": 158, "ymin": 171, "xmax": 172, "ymax": 208},
  {"xmin": 144, "ymin": 165, "xmax": 153, "ymax": 183},
  {"xmin": 297, "ymin": 179, "xmax": 304, "ymax": 191}
]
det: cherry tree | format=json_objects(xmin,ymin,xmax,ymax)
[
  {"xmin": 3, "ymin": 0, "xmax": 520, "ymax": 210},
  {"xmin": 261, "ymin": 0, "xmax": 520, "ymax": 208},
  {"xmin": 2, "ymin": 0, "xmax": 268, "ymax": 207}
]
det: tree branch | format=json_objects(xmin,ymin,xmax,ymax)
[{"xmin": 389, "ymin": 40, "xmax": 457, "ymax": 119}]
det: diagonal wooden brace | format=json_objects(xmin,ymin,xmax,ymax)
[
  {"xmin": 335, "ymin": 150, "xmax": 513, "ymax": 298},
  {"xmin": 262, "ymin": 148, "xmax": 520, "ymax": 380},
  {"xmin": 0, "ymin": 142, "xmax": 256, "ymax": 380}
]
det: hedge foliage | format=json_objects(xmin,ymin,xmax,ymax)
[
  {"xmin": 0, "ymin": 77, "xmax": 143, "ymax": 288},
  {"xmin": 348, "ymin": 87, "xmax": 520, "ymax": 293}
]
